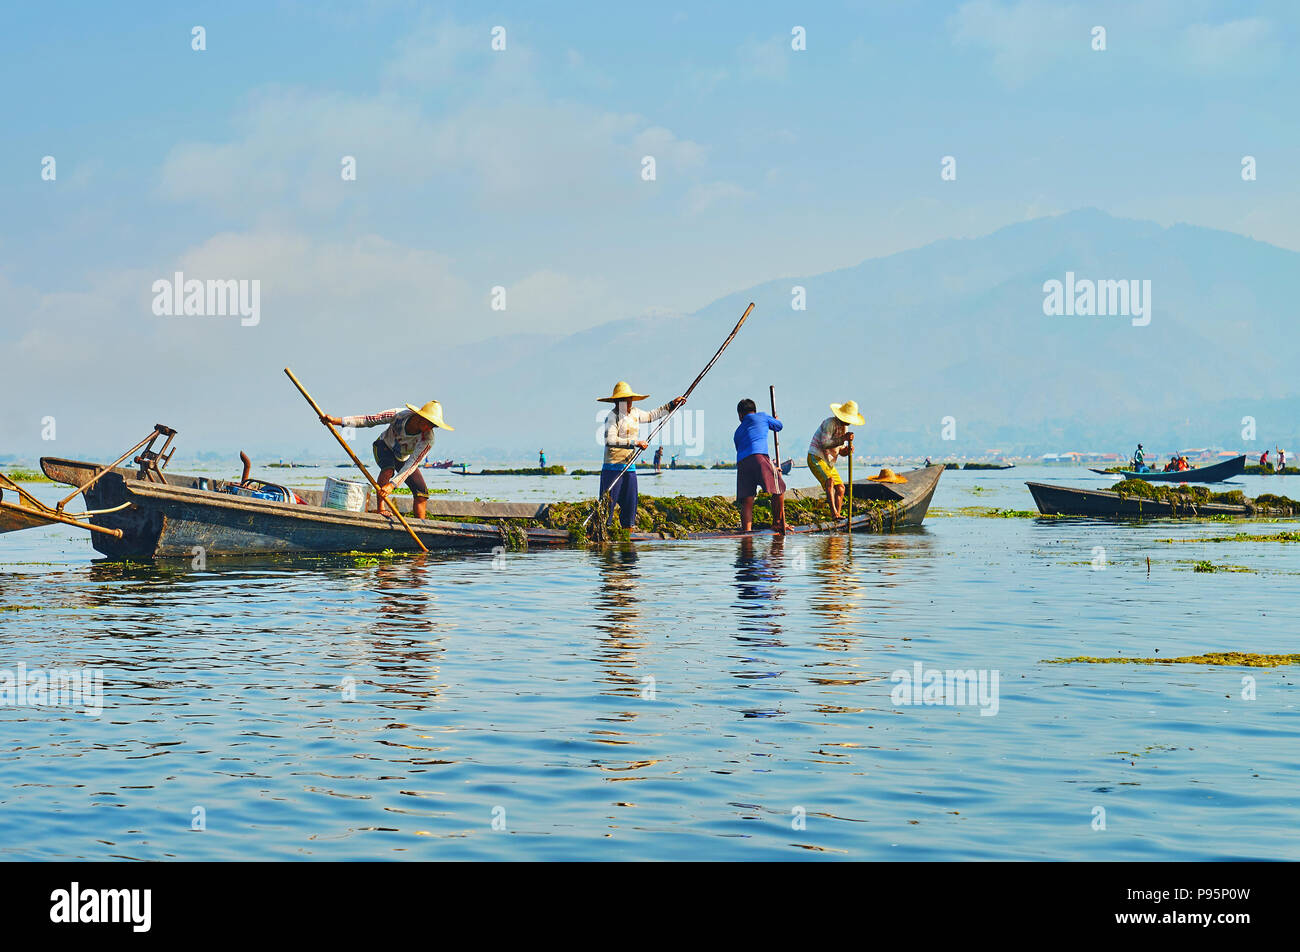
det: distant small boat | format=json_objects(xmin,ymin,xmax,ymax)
[
  {"xmin": 1089, "ymin": 454, "xmax": 1245, "ymax": 483},
  {"xmin": 422, "ymin": 459, "xmax": 457, "ymax": 469}
]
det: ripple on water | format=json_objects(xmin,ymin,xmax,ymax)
[{"xmin": 4, "ymin": 481, "xmax": 1300, "ymax": 858}]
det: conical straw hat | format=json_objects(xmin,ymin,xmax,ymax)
[
  {"xmin": 830, "ymin": 400, "xmax": 865, "ymax": 426},
  {"xmin": 405, "ymin": 400, "xmax": 454, "ymax": 430},
  {"xmin": 598, "ymin": 381, "xmax": 649, "ymax": 403}
]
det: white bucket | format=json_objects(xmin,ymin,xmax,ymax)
[{"xmin": 321, "ymin": 477, "xmax": 370, "ymax": 512}]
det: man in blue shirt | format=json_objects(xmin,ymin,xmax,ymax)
[{"xmin": 734, "ymin": 398, "xmax": 787, "ymax": 534}]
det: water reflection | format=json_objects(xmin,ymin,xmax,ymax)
[
  {"xmin": 587, "ymin": 546, "xmax": 655, "ymax": 774},
  {"xmin": 369, "ymin": 556, "xmax": 437, "ymax": 634},
  {"xmin": 589, "ymin": 546, "xmax": 647, "ymax": 700},
  {"xmin": 362, "ymin": 555, "xmax": 448, "ymax": 710},
  {"xmin": 730, "ymin": 536, "xmax": 790, "ymax": 717},
  {"xmin": 732, "ymin": 535, "xmax": 787, "ymax": 645}
]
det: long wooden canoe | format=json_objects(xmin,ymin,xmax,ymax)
[
  {"xmin": 1027, "ymin": 481, "xmax": 1250, "ymax": 518},
  {"xmin": 1088, "ymin": 454, "xmax": 1246, "ymax": 483},
  {"xmin": 40, "ymin": 458, "xmax": 942, "ymax": 559}
]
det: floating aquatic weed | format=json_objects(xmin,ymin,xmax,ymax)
[
  {"xmin": 1161, "ymin": 531, "xmax": 1300, "ymax": 544},
  {"xmin": 1111, "ymin": 479, "xmax": 1298, "ymax": 515},
  {"xmin": 1, "ymin": 469, "xmax": 52, "ymax": 483},
  {"xmin": 478, "ymin": 465, "xmax": 566, "ymax": 476},
  {"xmin": 1045, "ymin": 652, "xmax": 1300, "ymax": 667}
]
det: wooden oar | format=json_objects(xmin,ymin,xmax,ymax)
[
  {"xmin": 584, "ymin": 302, "xmax": 755, "ymax": 528},
  {"xmin": 283, "ymin": 367, "xmax": 428, "ymax": 553}
]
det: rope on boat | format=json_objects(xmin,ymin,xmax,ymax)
[{"xmin": 77, "ymin": 502, "xmax": 133, "ymax": 517}]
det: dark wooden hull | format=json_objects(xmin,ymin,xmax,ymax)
[
  {"xmin": 39, "ymin": 459, "xmax": 942, "ymax": 558},
  {"xmin": 1088, "ymin": 455, "xmax": 1246, "ymax": 483},
  {"xmin": 1026, "ymin": 481, "xmax": 1248, "ymax": 518}
]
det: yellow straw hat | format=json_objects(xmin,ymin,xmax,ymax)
[
  {"xmin": 868, "ymin": 467, "xmax": 908, "ymax": 484},
  {"xmin": 598, "ymin": 381, "xmax": 649, "ymax": 403},
  {"xmin": 405, "ymin": 400, "xmax": 453, "ymax": 430},
  {"xmin": 830, "ymin": 400, "xmax": 865, "ymax": 426}
]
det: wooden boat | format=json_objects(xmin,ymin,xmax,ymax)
[
  {"xmin": 1026, "ymin": 481, "xmax": 1250, "ymax": 518},
  {"xmin": 1088, "ymin": 454, "xmax": 1245, "ymax": 483},
  {"xmin": 421, "ymin": 458, "xmax": 457, "ymax": 469},
  {"xmin": 39, "ymin": 458, "xmax": 943, "ymax": 559},
  {"xmin": 452, "ymin": 466, "xmax": 566, "ymax": 476}
]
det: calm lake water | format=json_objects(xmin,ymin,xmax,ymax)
[{"xmin": 3, "ymin": 465, "xmax": 1299, "ymax": 860}]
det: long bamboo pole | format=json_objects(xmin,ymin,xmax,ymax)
[
  {"xmin": 584, "ymin": 302, "xmax": 756, "ymax": 528},
  {"xmin": 769, "ymin": 385, "xmax": 782, "ymax": 473},
  {"xmin": 283, "ymin": 368, "xmax": 428, "ymax": 553},
  {"xmin": 770, "ymin": 384, "xmax": 787, "ymax": 534},
  {"xmin": 846, "ymin": 435, "xmax": 853, "ymax": 532}
]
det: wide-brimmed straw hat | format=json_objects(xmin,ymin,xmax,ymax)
[
  {"xmin": 598, "ymin": 381, "xmax": 649, "ymax": 403},
  {"xmin": 405, "ymin": 400, "xmax": 454, "ymax": 430},
  {"xmin": 867, "ymin": 467, "xmax": 907, "ymax": 484},
  {"xmin": 831, "ymin": 400, "xmax": 865, "ymax": 426}
]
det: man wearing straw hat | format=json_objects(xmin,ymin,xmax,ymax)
[
  {"xmin": 598, "ymin": 381, "xmax": 685, "ymax": 529},
  {"xmin": 807, "ymin": 400, "xmax": 865, "ymax": 520},
  {"xmin": 320, "ymin": 401, "xmax": 453, "ymax": 520}
]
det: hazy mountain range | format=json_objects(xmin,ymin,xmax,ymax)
[
  {"xmin": 5, "ymin": 208, "xmax": 1295, "ymax": 466},
  {"xmin": 429, "ymin": 207, "xmax": 1298, "ymax": 461}
]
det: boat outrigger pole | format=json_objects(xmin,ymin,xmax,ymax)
[
  {"xmin": 283, "ymin": 367, "xmax": 429, "ymax": 553},
  {"xmin": 585, "ymin": 302, "xmax": 755, "ymax": 529},
  {"xmin": 0, "ymin": 472, "xmax": 124, "ymax": 539}
]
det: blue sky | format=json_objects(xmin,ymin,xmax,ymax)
[{"xmin": 1, "ymin": 1, "xmax": 1296, "ymax": 454}]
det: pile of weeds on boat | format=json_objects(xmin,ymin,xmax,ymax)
[
  {"xmin": 448, "ymin": 492, "xmax": 899, "ymax": 544},
  {"xmin": 1111, "ymin": 479, "xmax": 1300, "ymax": 515}
]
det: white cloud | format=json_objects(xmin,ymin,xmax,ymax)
[
  {"xmin": 159, "ymin": 93, "xmax": 708, "ymax": 218},
  {"xmin": 739, "ymin": 34, "xmax": 791, "ymax": 81},
  {"xmin": 948, "ymin": 0, "xmax": 1082, "ymax": 87},
  {"xmin": 684, "ymin": 181, "xmax": 752, "ymax": 217},
  {"xmin": 1179, "ymin": 18, "xmax": 1277, "ymax": 71},
  {"xmin": 496, "ymin": 269, "xmax": 616, "ymax": 335}
]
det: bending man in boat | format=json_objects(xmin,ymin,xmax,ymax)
[
  {"xmin": 598, "ymin": 381, "xmax": 685, "ymax": 529},
  {"xmin": 808, "ymin": 401, "xmax": 864, "ymax": 519},
  {"xmin": 734, "ymin": 399, "xmax": 786, "ymax": 534},
  {"xmin": 320, "ymin": 401, "xmax": 453, "ymax": 519}
]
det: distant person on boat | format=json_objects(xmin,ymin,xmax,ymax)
[
  {"xmin": 734, "ymin": 398, "xmax": 787, "ymax": 534},
  {"xmin": 1132, "ymin": 444, "xmax": 1147, "ymax": 472},
  {"xmin": 1260, "ymin": 450, "xmax": 1270, "ymax": 470},
  {"xmin": 321, "ymin": 401, "xmax": 453, "ymax": 520},
  {"xmin": 539, "ymin": 449, "xmax": 546, "ymax": 468},
  {"xmin": 1280, "ymin": 448, "xmax": 1287, "ymax": 472},
  {"xmin": 653, "ymin": 446, "xmax": 663, "ymax": 474},
  {"xmin": 925, "ymin": 457, "xmax": 932, "ymax": 467},
  {"xmin": 598, "ymin": 381, "xmax": 685, "ymax": 529},
  {"xmin": 808, "ymin": 400, "xmax": 865, "ymax": 519}
]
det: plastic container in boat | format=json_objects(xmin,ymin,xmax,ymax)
[{"xmin": 321, "ymin": 477, "xmax": 370, "ymax": 512}]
